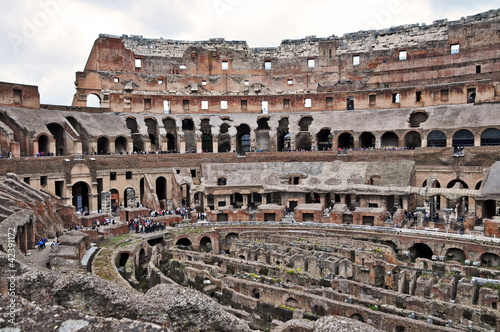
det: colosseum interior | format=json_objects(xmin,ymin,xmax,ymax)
[{"xmin": 2, "ymin": 8, "xmax": 500, "ymax": 332}]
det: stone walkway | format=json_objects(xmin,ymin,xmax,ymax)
[{"xmin": 26, "ymin": 238, "xmax": 54, "ymax": 268}]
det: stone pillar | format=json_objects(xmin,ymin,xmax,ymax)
[
  {"xmin": 250, "ymin": 131, "xmax": 256, "ymax": 151},
  {"xmin": 203, "ymin": 194, "xmax": 208, "ymax": 211},
  {"xmin": 180, "ymin": 140, "xmax": 186, "ymax": 153},
  {"xmin": 262, "ymin": 194, "xmax": 267, "ymax": 205},
  {"xmin": 50, "ymin": 140, "xmax": 57, "ymax": 155},
  {"xmin": 353, "ymin": 136, "xmax": 360, "ymax": 149},
  {"xmin": 242, "ymin": 194, "xmax": 248, "ymax": 207},
  {"xmin": 17, "ymin": 224, "xmax": 28, "ymax": 255},
  {"xmin": 212, "ymin": 137, "xmax": 218, "ymax": 153},
  {"xmin": 89, "ymin": 193, "xmax": 99, "ymax": 214},
  {"xmin": 340, "ymin": 194, "xmax": 346, "ymax": 205},
  {"xmin": 196, "ymin": 139, "xmax": 202, "ymax": 154},
  {"xmin": 101, "ymin": 191, "xmax": 111, "ymax": 214},
  {"xmin": 109, "ymin": 141, "xmax": 115, "ymax": 154},
  {"xmin": 374, "ymin": 134, "xmax": 382, "ymax": 149},
  {"xmin": 421, "ymin": 135, "xmax": 427, "ymax": 148}
]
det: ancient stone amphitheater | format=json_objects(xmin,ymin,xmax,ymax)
[{"xmin": 2, "ymin": 8, "xmax": 500, "ymax": 332}]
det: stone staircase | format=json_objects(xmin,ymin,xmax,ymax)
[{"xmin": 281, "ymin": 214, "xmax": 296, "ymax": 223}]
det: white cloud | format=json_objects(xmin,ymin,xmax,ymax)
[{"xmin": 0, "ymin": 0, "xmax": 498, "ymax": 104}]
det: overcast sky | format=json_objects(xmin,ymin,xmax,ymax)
[{"xmin": 0, "ymin": 0, "xmax": 498, "ymax": 105}]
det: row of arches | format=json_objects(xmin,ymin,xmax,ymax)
[
  {"xmin": 410, "ymin": 243, "xmax": 500, "ymax": 266},
  {"xmin": 33, "ymin": 112, "xmax": 500, "ymax": 156}
]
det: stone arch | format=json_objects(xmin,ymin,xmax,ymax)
[
  {"xmin": 409, "ymin": 111, "xmax": 428, "ymax": 127},
  {"xmin": 427, "ymin": 130, "xmax": 446, "ymax": 147},
  {"xmin": 72, "ymin": 181, "xmax": 90, "ymax": 213},
  {"xmin": 296, "ymin": 132, "xmax": 312, "ymax": 151},
  {"xmin": 124, "ymin": 188, "xmax": 135, "ymax": 208},
  {"xmin": 145, "ymin": 117, "xmax": 159, "ymax": 150},
  {"xmin": 317, "ymin": 128, "xmax": 332, "ymax": 151},
  {"xmin": 200, "ymin": 236, "xmax": 212, "ymax": 252},
  {"xmin": 337, "ymin": 132, "xmax": 354, "ymax": 149},
  {"xmin": 156, "ymin": 176, "xmax": 167, "ymax": 201},
  {"xmin": 201, "ymin": 118, "xmax": 213, "ymax": 153},
  {"xmin": 359, "ymin": 132, "xmax": 375, "ymax": 148},
  {"xmin": 445, "ymin": 248, "xmax": 466, "ymax": 262},
  {"xmin": 182, "ymin": 118, "xmax": 196, "ymax": 152},
  {"xmin": 381, "ymin": 131, "xmax": 399, "ymax": 148},
  {"xmin": 110, "ymin": 188, "xmax": 119, "ymax": 209},
  {"xmin": 237, "ymin": 124, "xmax": 251, "ymax": 155},
  {"xmin": 452, "ymin": 129, "xmax": 474, "ymax": 147},
  {"xmin": 163, "ymin": 117, "xmax": 177, "ymax": 152},
  {"xmin": 175, "ymin": 238, "xmax": 192, "ymax": 246},
  {"xmin": 277, "ymin": 117, "xmax": 290, "ymax": 151},
  {"xmin": 404, "ymin": 131, "xmax": 421, "ymax": 148},
  {"xmin": 251, "ymin": 288, "xmax": 260, "ymax": 299},
  {"xmin": 224, "ymin": 233, "xmax": 239, "ymax": 251},
  {"xmin": 480, "ymin": 253, "xmax": 500, "ymax": 267},
  {"xmin": 285, "ymin": 297, "xmax": 299, "ymax": 308},
  {"xmin": 37, "ymin": 134, "xmax": 50, "ymax": 155},
  {"xmin": 97, "ymin": 136, "xmax": 110, "ymax": 155},
  {"xmin": 47, "ymin": 123, "xmax": 65, "ymax": 156},
  {"xmin": 126, "ymin": 117, "xmax": 144, "ymax": 152},
  {"xmin": 311, "ymin": 304, "xmax": 326, "ymax": 316},
  {"xmin": 86, "ymin": 93, "xmax": 100, "ymax": 107},
  {"xmin": 115, "ymin": 136, "xmax": 127, "ymax": 153},
  {"xmin": 409, "ymin": 243, "xmax": 433, "ymax": 261},
  {"xmin": 481, "ymin": 128, "xmax": 500, "ymax": 146},
  {"xmin": 298, "ymin": 116, "xmax": 313, "ymax": 131},
  {"xmin": 218, "ymin": 122, "xmax": 231, "ymax": 152}
]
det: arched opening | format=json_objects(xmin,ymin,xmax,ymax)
[
  {"xmin": 86, "ymin": 93, "xmax": 100, "ymax": 107},
  {"xmin": 207, "ymin": 194, "xmax": 215, "ymax": 209},
  {"xmin": 218, "ymin": 122, "xmax": 231, "ymax": 152},
  {"xmin": 427, "ymin": 130, "xmax": 447, "ymax": 147},
  {"xmin": 252, "ymin": 192, "xmax": 262, "ymax": 206},
  {"xmin": 156, "ymin": 176, "xmax": 167, "ymax": 201},
  {"xmin": 296, "ymin": 132, "xmax": 312, "ymax": 151},
  {"xmin": 237, "ymin": 124, "xmax": 251, "ymax": 155},
  {"xmin": 200, "ymin": 237, "xmax": 212, "ymax": 252},
  {"xmin": 175, "ymin": 238, "xmax": 192, "ymax": 247},
  {"xmin": 200, "ymin": 119, "xmax": 213, "ymax": 152},
  {"xmin": 423, "ymin": 179, "xmax": 441, "ymax": 211},
  {"xmin": 118, "ymin": 252, "xmax": 129, "ymax": 267},
  {"xmin": 476, "ymin": 181, "xmax": 482, "ymax": 190},
  {"xmin": 124, "ymin": 188, "xmax": 135, "ymax": 208},
  {"xmin": 202, "ymin": 134, "xmax": 213, "ymax": 153},
  {"xmin": 305, "ymin": 193, "xmax": 321, "ymax": 204},
  {"xmin": 126, "ymin": 117, "xmax": 144, "ymax": 152},
  {"xmin": 163, "ymin": 117, "xmax": 178, "ymax": 152},
  {"xmin": 225, "ymin": 233, "xmax": 239, "ymax": 251},
  {"xmin": 481, "ymin": 128, "xmax": 500, "ymax": 146},
  {"xmin": 312, "ymin": 304, "xmax": 326, "ymax": 316},
  {"xmin": 298, "ymin": 116, "xmax": 313, "ymax": 131},
  {"xmin": 381, "ymin": 131, "xmax": 399, "ymax": 148},
  {"xmin": 452, "ymin": 129, "xmax": 474, "ymax": 147},
  {"xmin": 445, "ymin": 248, "xmax": 466, "ymax": 262},
  {"xmin": 47, "ymin": 123, "xmax": 65, "ymax": 156},
  {"xmin": 115, "ymin": 136, "xmax": 127, "ymax": 154},
  {"xmin": 404, "ymin": 131, "xmax": 421, "ymax": 148},
  {"xmin": 110, "ymin": 189, "xmax": 119, "ymax": 210},
  {"xmin": 145, "ymin": 118, "xmax": 159, "ymax": 150},
  {"xmin": 182, "ymin": 118, "xmax": 196, "ymax": 152},
  {"xmin": 447, "ymin": 179, "xmax": 469, "ymax": 214},
  {"xmin": 409, "ymin": 111, "xmax": 428, "ymax": 127},
  {"xmin": 37, "ymin": 134, "xmax": 50, "ymax": 155},
  {"xmin": 359, "ymin": 132, "xmax": 375, "ymax": 149},
  {"xmin": 239, "ymin": 255, "xmax": 246, "ymax": 260},
  {"xmin": 480, "ymin": 253, "xmax": 500, "ymax": 267},
  {"xmin": 285, "ymin": 298, "xmax": 298, "ymax": 308},
  {"xmin": 483, "ymin": 200, "xmax": 497, "ymax": 219},
  {"xmin": 317, "ymin": 129, "xmax": 332, "ymax": 151},
  {"xmin": 72, "ymin": 181, "xmax": 90, "ymax": 214},
  {"xmin": 232, "ymin": 193, "xmax": 244, "ymax": 208},
  {"xmin": 337, "ymin": 132, "xmax": 354, "ymax": 149},
  {"xmin": 409, "ymin": 243, "xmax": 433, "ymax": 261},
  {"xmin": 97, "ymin": 136, "xmax": 110, "ymax": 155},
  {"xmin": 277, "ymin": 117, "xmax": 290, "ymax": 151},
  {"xmin": 252, "ymin": 289, "xmax": 260, "ymax": 299}
]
